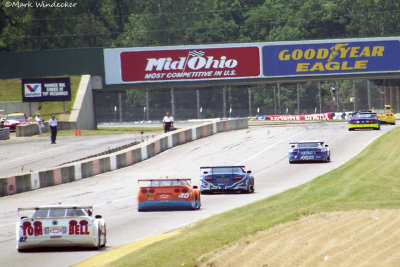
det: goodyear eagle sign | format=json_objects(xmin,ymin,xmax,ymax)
[{"xmin": 262, "ymin": 38, "xmax": 400, "ymax": 77}]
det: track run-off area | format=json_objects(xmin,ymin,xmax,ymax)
[{"xmin": 0, "ymin": 121, "xmax": 397, "ymax": 267}]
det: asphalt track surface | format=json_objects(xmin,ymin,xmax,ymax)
[{"xmin": 0, "ymin": 121, "xmax": 397, "ymax": 267}]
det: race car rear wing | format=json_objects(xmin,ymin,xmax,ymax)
[
  {"xmin": 138, "ymin": 178, "xmax": 191, "ymax": 182},
  {"xmin": 200, "ymin": 166, "xmax": 245, "ymax": 169},
  {"xmin": 18, "ymin": 206, "xmax": 93, "ymax": 211}
]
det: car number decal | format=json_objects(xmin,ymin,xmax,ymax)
[{"xmin": 178, "ymin": 193, "xmax": 189, "ymax": 199}]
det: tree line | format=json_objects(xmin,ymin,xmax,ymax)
[{"xmin": 1, "ymin": 0, "xmax": 399, "ymax": 119}]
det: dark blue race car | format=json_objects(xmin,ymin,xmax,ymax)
[
  {"xmin": 200, "ymin": 166, "xmax": 255, "ymax": 194},
  {"xmin": 288, "ymin": 141, "xmax": 331, "ymax": 163}
]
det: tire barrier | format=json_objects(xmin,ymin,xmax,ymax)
[
  {"xmin": 0, "ymin": 127, "xmax": 10, "ymax": 140},
  {"xmin": 0, "ymin": 119, "xmax": 248, "ymax": 197}
]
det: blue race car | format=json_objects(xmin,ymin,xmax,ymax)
[
  {"xmin": 348, "ymin": 112, "xmax": 380, "ymax": 131},
  {"xmin": 200, "ymin": 166, "xmax": 255, "ymax": 194},
  {"xmin": 288, "ymin": 141, "xmax": 330, "ymax": 163}
]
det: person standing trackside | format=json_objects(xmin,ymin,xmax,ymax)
[
  {"xmin": 162, "ymin": 112, "xmax": 174, "ymax": 133},
  {"xmin": 35, "ymin": 113, "xmax": 44, "ymax": 134},
  {"xmin": 49, "ymin": 115, "xmax": 58, "ymax": 144}
]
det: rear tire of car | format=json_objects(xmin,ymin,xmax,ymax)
[
  {"xmin": 102, "ymin": 226, "xmax": 107, "ymax": 247},
  {"xmin": 96, "ymin": 229, "xmax": 102, "ymax": 249},
  {"xmin": 195, "ymin": 194, "xmax": 201, "ymax": 209}
]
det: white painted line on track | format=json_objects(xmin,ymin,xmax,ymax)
[{"xmin": 237, "ymin": 130, "xmax": 306, "ymax": 165}]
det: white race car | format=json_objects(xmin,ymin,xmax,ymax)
[{"xmin": 16, "ymin": 205, "xmax": 106, "ymax": 251}]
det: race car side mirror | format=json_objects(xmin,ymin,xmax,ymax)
[
  {"xmin": 193, "ymin": 186, "xmax": 198, "ymax": 189},
  {"xmin": 247, "ymin": 170, "xmax": 252, "ymax": 174},
  {"xmin": 291, "ymin": 145, "xmax": 295, "ymax": 148},
  {"xmin": 20, "ymin": 216, "xmax": 27, "ymax": 220},
  {"xmin": 95, "ymin": 215, "xmax": 102, "ymax": 219},
  {"xmin": 325, "ymin": 145, "xmax": 328, "ymax": 147},
  {"xmin": 203, "ymin": 171, "xmax": 208, "ymax": 174}
]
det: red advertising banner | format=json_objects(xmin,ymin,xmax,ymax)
[
  {"xmin": 267, "ymin": 113, "xmax": 333, "ymax": 121},
  {"xmin": 119, "ymin": 47, "xmax": 260, "ymax": 82}
]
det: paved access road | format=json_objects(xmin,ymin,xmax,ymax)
[{"xmin": 0, "ymin": 121, "xmax": 396, "ymax": 267}]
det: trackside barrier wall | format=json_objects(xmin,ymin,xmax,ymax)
[
  {"xmin": 0, "ymin": 119, "xmax": 248, "ymax": 197},
  {"xmin": 16, "ymin": 121, "xmax": 78, "ymax": 137}
]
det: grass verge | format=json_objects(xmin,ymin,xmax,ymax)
[
  {"xmin": 105, "ymin": 127, "xmax": 400, "ymax": 267},
  {"xmin": 36, "ymin": 126, "xmax": 164, "ymax": 137}
]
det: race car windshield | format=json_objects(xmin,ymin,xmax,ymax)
[
  {"xmin": 297, "ymin": 143, "xmax": 321, "ymax": 148},
  {"xmin": 32, "ymin": 208, "xmax": 87, "ymax": 218},
  {"xmin": 372, "ymin": 109, "xmax": 387, "ymax": 113},
  {"xmin": 6, "ymin": 114, "xmax": 25, "ymax": 120},
  {"xmin": 358, "ymin": 114, "xmax": 374, "ymax": 118},
  {"xmin": 211, "ymin": 167, "xmax": 243, "ymax": 174}
]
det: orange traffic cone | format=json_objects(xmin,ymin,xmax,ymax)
[
  {"xmin": 75, "ymin": 129, "xmax": 78, "ymax": 136},
  {"xmin": 78, "ymin": 129, "xmax": 81, "ymax": 136}
]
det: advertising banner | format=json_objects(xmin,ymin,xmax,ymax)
[
  {"xmin": 22, "ymin": 77, "xmax": 71, "ymax": 102},
  {"xmin": 104, "ymin": 45, "xmax": 261, "ymax": 84},
  {"xmin": 267, "ymin": 113, "xmax": 333, "ymax": 121},
  {"xmin": 263, "ymin": 39, "xmax": 400, "ymax": 77}
]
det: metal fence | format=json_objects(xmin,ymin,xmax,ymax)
[{"xmin": 95, "ymin": 80, "xmax": 399, "ymax": 123}]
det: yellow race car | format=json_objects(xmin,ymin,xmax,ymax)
[{"xmin": 370, "ymin": 105, "xmax": 396, "ymax": 125}]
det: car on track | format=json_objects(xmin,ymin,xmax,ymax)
[
  {"xmin": 370, "ymin": 105, "xmax": 396, "ymax": 125},
  {"xmin": 348, "ymin": 112, "xmax": 380, "ymax": 131},
  {"xmin": 16, "ymin": 204, "xmax": 106, "ymax": 252},
  {"xmin": 288, "ymin": 141, "xmax": 330, "ymax": 163},
  {"xmin": 3, "ymin": 113, "xmax": 28, "ymax": 131},
  {"xmin": 137, "ymin": 178, "xmax": 201, "ymax": 211},
  {"xmin": 200, "ymin": 166, "xmax": 255, "ymax": 194}
]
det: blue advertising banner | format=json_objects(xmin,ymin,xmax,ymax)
[
  {"xmin": 262, "ymin": 39, "xmax": 400, "ymax": 77},
  {"xmin": 22, "ymin": 77, "xmax": 71, "ymax": 102}
]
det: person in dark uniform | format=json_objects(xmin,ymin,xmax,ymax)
[
  {"xmin": 49, "ymin": 115, "xmax": 58, "ymax": 144},
  {"xmin": 162, "ymin": 112, "xmax": 174, "ymax": 133}
]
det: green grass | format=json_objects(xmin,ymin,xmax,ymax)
[
  {"xmin": 0, "ymin": 76, "xmax": 81, "ymax": 121},
  {"xmin": 108, "ymin": 127, "xmax": 400, "ymax": 267},
  {"xmin": 37, "ymin": 126, "xmax": 164, "ymax": 137}
]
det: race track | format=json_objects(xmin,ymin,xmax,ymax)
[{"xmin": 0, "ymin": 121, "xmax": 395, "ymax": 267}]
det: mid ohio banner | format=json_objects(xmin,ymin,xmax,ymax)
[
  {"xmin": 262, "ymin": 38, "xmax": 400, "ymax": 77},
  {"xmin": 104, "ymin": 45, "xmax": 261, "ymax": 84}
]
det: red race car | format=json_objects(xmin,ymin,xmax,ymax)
[
  {"xmin": 137, "ymin": 178, "xmax": 201, "ymax": 211},
  {"xmin": 3, "ymin": 113, "xmax": 28, "ymax": 131}
]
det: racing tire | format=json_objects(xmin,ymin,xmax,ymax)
[
  {"xmin": 245, "ymin": 183, "xmax": 251, "ymax": 194},
  {"xmin": 102, "ymin": 225, "xmax": 107, "ymax": 247},
  {"xmin": 96, "ymin": 228, "xmax": 102, "ymax": 249},
  {"xmin": 195, "ymin": 194, "xmax": 201, "ymax": 209},
  {"xmin": 250, "ymin": 183, "xmax": 255, "ymax": 193},
  {"xmin": 326, "ymin": 156, "xmax": 330, "ymax": 162}
]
